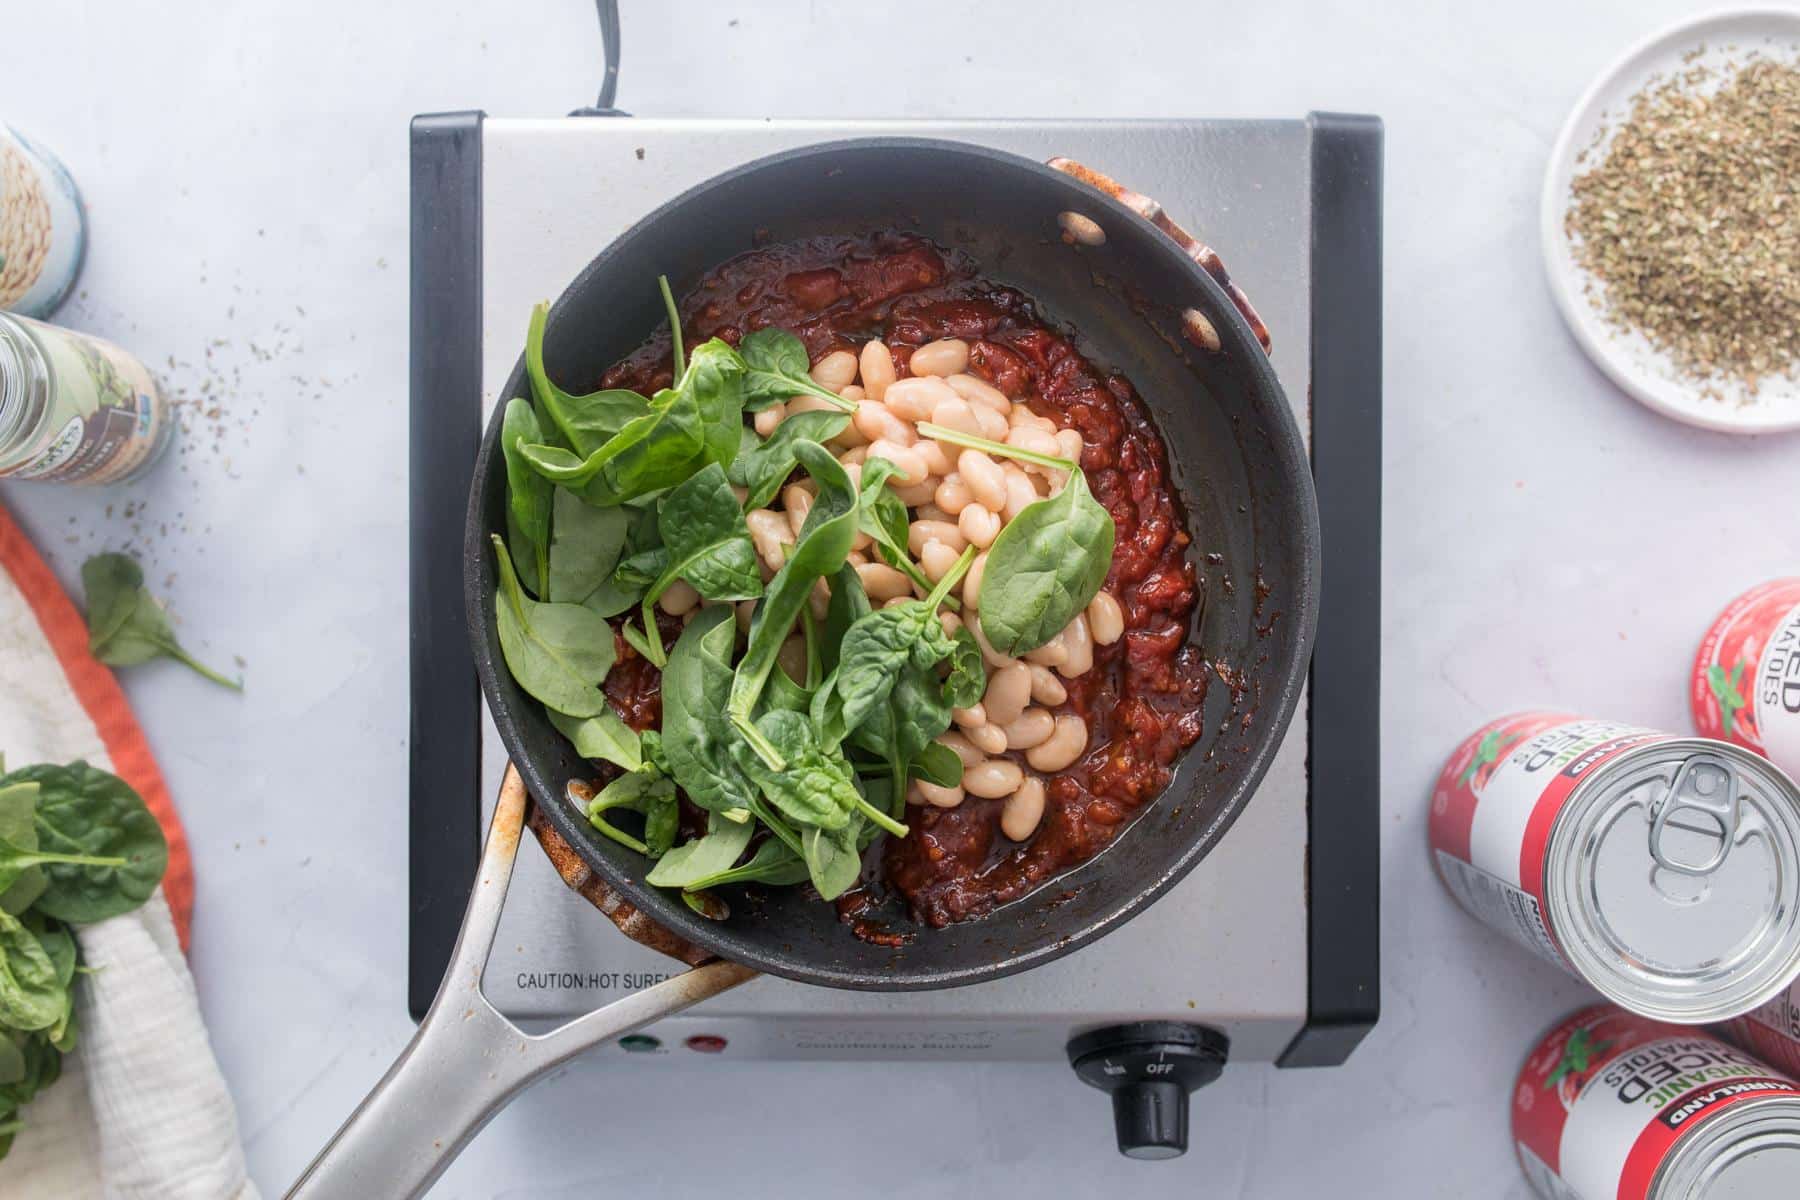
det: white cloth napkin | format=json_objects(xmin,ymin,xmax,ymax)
[{"xmin": 0, "ymin": 509, "xmax": 256, "ymax": 1200}]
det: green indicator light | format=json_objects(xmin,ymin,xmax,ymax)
[{"xmin": 618, "ymin": 1034, "xmax": 661, "ymax": 1052}]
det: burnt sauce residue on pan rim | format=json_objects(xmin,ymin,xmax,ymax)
[{"xmin": 588, "ymin": 232, "xmax": 1265, "ymax": 939}]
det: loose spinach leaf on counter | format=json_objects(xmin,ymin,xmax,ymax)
[
  {"xmin": 0, "ymin": 785, "xmax": 44, "ymax": 916},
  {"xmin": 738, "ymin": 328, "xmax": 856, "ymax": 413},
  {"xmin": 974, "ymin": 468, "xmax": 1114, "ymax": 656},
  {"xmin": 3, "ymin": 762, "xmax": 167, "ymax": 925},
  {"xmin": 501, "ymin": 397, "xmax": 554, "ymax": 592},
  {"xmin": 727, "ymin": 410, "xmax": 851, "ymax": 511},
  {"xmin": 659, "ymin": 607, "xmax": 758, "ymax": 819},
  {"xmin": 490, "ymin": 534, "xmax": 616, "ymax": 718},
  {"xmin": 525, "ymin": 302, "xmax": 650, "ymax": 456},
  {"xmin": 637, "ymin": 463, "xmax": 763, "ymax": 665},
  {"xmin": 645, "ymin": 811, "xmax": 755, "ymax": 889},
  {"xmin": 728, "ymin": 442, "xmax": 860, "ymax": 770},
  {"xmin": 81, "ymin": 554, "xmax": 241, "ymax": 691},
  {"xmin": 548, "ymin": 707, "xmax": 642, "ymax": 773},
  {"xmin": 547, "ymin": 487, "xmax": 631, "ymax": 607}
]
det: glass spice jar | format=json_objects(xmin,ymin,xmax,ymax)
[{"xmin": 0, "ymin": 312, "xmax": 173, "ymax": 485}]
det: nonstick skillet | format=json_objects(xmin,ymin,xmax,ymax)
[{"xmin": 289, "ymin": 139, "xmax": 1320, "ymax": 1197}]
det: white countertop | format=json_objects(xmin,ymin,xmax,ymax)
[{"xmin": 5, "ymin": 1, "xmax": 1798, "ymax": 1195}]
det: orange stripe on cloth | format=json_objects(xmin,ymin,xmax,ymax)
[{"xmin": 0, "ymin": 503, "xmax": 194, "ymax": 949}]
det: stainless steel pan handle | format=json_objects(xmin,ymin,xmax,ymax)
[{"xmin": 285, "ymin": 767, "xmax": 758, "ymax": 1199}]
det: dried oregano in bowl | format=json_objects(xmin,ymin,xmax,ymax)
[{"xmin": 1564, "ymin": 52, "xmax": 1799, "ymax": 400}]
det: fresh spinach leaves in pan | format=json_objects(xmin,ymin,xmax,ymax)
[
  {"xmin": 548, "ymin": 708, "xmax": 641, "ymax": 774},
  {"xmin": 645, "ymin": 811, "xmax": 754, "ymax": 889},
  {"xmin": 525, "ymin": 302, "xmax": 649, "ymax": 456},
  {"xmin": 728, "ymin": 410, "xmax": 850, "ymax": 511},
  {"xmin": 490, "ymin": 534, "xmax": 616, "ymax": 717},
  {"xmin": 501, "ymin": 398, "xmax": 554, "ymax": 593},
  {"xmin": 584, "ymin": 766, "xmax": 678, "ymax": 858},
  {"xmin": 546, "ymin": 488, "xmax": 631, "ymax": 608},
  {"xmin": 738, "ymin": 329, "xmax": 856, "ymax": 413},
  {"xmin": 634, "ymin": 464, "xmax": 762, "ymax": 666},
  {"xmin": 658, "ymin": 607, "xmax": 757, "ymax": 821},
  {"xmin": 974, "ymin": 468, "xmax": 1114, "ymax": 656}
]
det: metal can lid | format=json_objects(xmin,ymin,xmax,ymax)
[
  {"xmin": 1655, "ymin": 1095, "xmax": 1800, "ymax": 1198},
  {"xmin": 1548, "ymin": 739, "xmax": 1800, "ymax": 1023}
]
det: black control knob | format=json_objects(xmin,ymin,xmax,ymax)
[{"xmin": 1067, "ymin": 1022, "xmax": 1230, "ymax": 1160}]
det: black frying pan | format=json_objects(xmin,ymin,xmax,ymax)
[
  {"xmin": 289, "ymin": 138, "xmax": 1318, "ymax": 1198},
  {"xmin": 473, "ymin": 138, "xmax": 1319, "ymax": 987}
]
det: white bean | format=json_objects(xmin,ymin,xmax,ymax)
[
  {"xmin": 1057, "ymin": 613, "xmax": 1094, "ymax": 678},
  {"xmin": 781, "ymin": 484, "xmax": 813, "ymax": 538},
  {"xmin": 964, "ymin": 552, "xmax": 989, "ymax": 612},
  {"xmin": 859, "ymin": 340, "xmax": 896, "ymax": 401},
  {"xmin": 917, "ymin": 780, "xmax": 965, "ymax": 809},
  {"xmin": 1055, "ymin": 429, "xmax": 1084, "ymax": 463},
  {"xmin": 909, "ymin": 338, "xmax": 970, "ymax": 377},
  {"xmin": 936, "ymin": 732, "xmax": 983, "ymax": 769},
  {"xmin": 919, "ymin": 539, "xmax": 962, "ymax": 583},
  {"xmin": 893, "ymin": 479, "xmax": 939, "ymax": 507},
  {"xmin": 883, "ymin": 376, "xmax": 956, "ymax": 422},
  {"xmin": 777, "ymin": 636, "xmax": 808, "ymax": 683},
  {"xmin": 1003, "ymin": 466, "xmax": 1040, "ymax": 520},
  {"xmin": 946, "ymin": 373, "xmax": 1010, "ymax": 412},
  {"xmin": 746, "ymin": 509, "xmax": 792, "ymax": 572},
  {"xmin": 1029, "ymin": 664, "xmax": 1068, "ymax": 706},
  {"xmin": 753, "ymin": 403, "xmax": 787, "ymax": 437},
  {"xmin": 838, "ymin": 446, "xmax": 869, "ymax": 467},
  {"xmin": 854, "ymin": 399, "xmax": 914, "ymax": 446},
  {"xmin": 847, "ymin": 549, "xmax": 868, "ymax": 567},
  {"xmin": 929, "ymin": 394, "xmax": 982, "ymax": 441},
  {"xmin": 914, "ymin": 503, "xmax": 951, "ymax": 523},
  {"xmin": 953, "ymin": 703, "xmax": 987, "ymax": 730},
  {"xmin": 916, "ymin": 439, "xmax": 953, "ymax": 477},
  {"xmin": 1008, "ymin": 402, "xmax": 1036, "ymax": 428},
  {"xmin": 731, "ymin": 484, "xmax": 749, "ymax": 506},
  {"xmin": 866, "ymin": 439, "xmax": 928, "ymax": 485},
  {"xmin": 958, "ymin": 450, "xmax": 1007, "ymax": 512},
  {"xmin": 658, "ymin": 579, "xmax": 700, "ymax": 616},
  {"xmin": 809, "ymin": 578, "xmax": 831, "ymax": 621},
  {"xmin": 908, "ymin": 520, "xmax": 967, "ymax": 556},
  {"xmin": 856, "ymin": 562, "xmax": 913, "ymax": 601},
  {"xmin": 974, "ymin": 404, "xmax": 1010, "ymax": 441},
  {"xmin": 1005, "ymin": 707, "xmax": 1056, "ymax": 750},
  {"xmin": 1008, "ymin": 425, "xmax": 1063, "ymax": 461},
  {"xmin": 789, "ymin": 393, "xmax": 843, "ymax": 415},
  {"xmin": 1000, "ymin": 776, "xmax": 1047, "ymax": 840},
  {"xmin": 939, "ymin": 610, "xmax": 962, "ymax": 638},
  {"xmin": 809, "ymin": 349, "xmax": 858, "ymax": 391},
  {"xmin": 882, "ymin": 596, "xmax": 913, "ymax": 609},
  {"xmin": 934, "ymin": 474, "xmax": 973, "ymax": 516},
  {"xmin": 1087, "ymin": 591, "xmax": 1124, "ymax": 645},
  {"xmin": 982, "ymin": 661, "xmax": 1032, "ymax": 726},
  {"xmin": 828, "ymin": 416, "xmax": 870, "ymax": 450},
  {"xmin": 958, "ymin": 503, "xmax": 1000, "ymax": 548},
  {"xmin": 735, "ymin": 599, "xmax": 758, "ymax": 633},
  {"xmin": 964, "ymin": 759, "xmax": 1025, "ymax": 799},
  {"xmin": 1025, "ymin": 628, "xmax": 1069, "ymax": 668},
  {"xmin": 1026, "ymin": 716, "xmax": 1088, "ymax": 772},
  {"xmin": 840, "ymin": 384, "xmax": 866, "ymax": 402},
  {"xmin": 967, "ymin": 723, "xmax": 1009, "ymax": 756}
]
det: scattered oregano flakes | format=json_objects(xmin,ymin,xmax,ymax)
[{"xmin": 1565, "ymin": 53, "xmax": 1800, "ymax": 399}]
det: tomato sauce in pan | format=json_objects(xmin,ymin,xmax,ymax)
[{"xmin": 597, "ymin": 235, "xmax": 1210, "ymax": 929}]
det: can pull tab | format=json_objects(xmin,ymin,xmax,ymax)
[{"xmin": 1649, "ymin": 754, "xmax": 1739, "ymax": 876}]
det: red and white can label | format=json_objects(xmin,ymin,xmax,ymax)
[
  {"xmin": 1429, "ymin": 713, "xmax": 1672, "ymax": 969},
  {"xmin": 1692, "ymin": 579, "xmax": 1800, "ymax": 779},
  {"xmin": 1514, "ymin": 1006, "xmax": 1800, "ymax": 1200},
  {"xmin": 1719, "ymin": 984, "xmax": 1800, "ymax": 1081}
]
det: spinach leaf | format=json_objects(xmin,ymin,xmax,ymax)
[
  {"xmin": 547, "ymin": 487, "xmax": 631, "ymax": 606},
  {"xmin": 801, "ymin": 823, "xmax": 863, "ymax": 901},
  {"xmin": 639, "ymin": 463, "xmax": 763, "ymax": 665},
  {"xmin": 0, "ymin": 785, "xmax": 43, "ymax": 916},
  {"xmin": 820, "ymin": 564, "xmax": 870, "ymax": 677},
  {"xmin": 728, "ymin": 442, "xmax": 859, "ymax": 769},
  {"xmin": 645, "ymin": 812, "xmax": 755, "ymax": 888},
  {"xmin": 659, "ymin": 607, "xmax": 758, "ymax": 819},
  {"xmin": 976, "ymin": 469, "xmax": 1114, "ymax": 655},
  {"xmin": 727, "ymin": 411, "xmax": 851, "ymax": 511},
  {"xmin": 678, "ymin": 836, "xmax": 810, "ymax": 891},
  {"xmin": 659, "ymin": 275, "xmax": 686, "ymax": 379},
  {"xmin": 490, "ymin": 534, "xmax": 616, "ymax": 717},
  {"xmin": 501, "ymin": 398, "xmax": 553, "ymax": 592},
  {"xmin": 0, "ymin": 911, "xmax": 60, "ymax": 1031},
  {"xmin": 81, "ymin": 554, "xmax": 241, "ymax": 691},
  {"xmin": 855, "ymin": 457, "xmax": 943, "ymax": 603},
  {"xmin": 888, "ymin": 665, "xmax": 954, "ymax": 783},
  {"xmin": 733, "ymin": 710, "xmax": 906, "ymax": 838},
  {"xmin": 911, "ymin": 740, "xmax": 964, "ymax": 789},
  {"xmin": 943, "ymin": 627, "xmax": 986, "ymax": 709},
  {"xmin": 525, "ymin": 302, "xmax": 649, "ymax": 456},
  {"xmin": 548, "ymin": 707, "xmax": 642, "ymax": 773},
  {"xmin": 738, "ymin": 328, "xmax": 855, "ymax": 413},
  {"xmin": 520, "ymin": 337, "xmax": 743, "ymax": 507},
  {"xmin": 2, "ymin": 762, "xmax": 166, "ymax": 924},
  {"xmin": 585, "ymin": 768, "xmax": 678, "ymax": 858}
]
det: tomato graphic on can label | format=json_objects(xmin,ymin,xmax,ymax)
[
  {"xmin": 1692, "ymin": 579, "xmax": 1800, "ymax": 779},
  {"xmin": 1513, "ymin": 1006, "xmax": 1800, "ymax": 1200}
]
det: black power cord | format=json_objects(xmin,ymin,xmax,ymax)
[{"xmin": 570, "ymin": 0, "xmax": 627, "ymax": 117}]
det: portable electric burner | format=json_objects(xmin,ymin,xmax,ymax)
[{"xmin": 407, "ymin": 113, "xmax": 1381, "ymax": 1152}]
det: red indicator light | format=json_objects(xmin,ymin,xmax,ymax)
[{"xmin": 684, "ymin": 1035, "xmax": 728, "ymax": 1054}]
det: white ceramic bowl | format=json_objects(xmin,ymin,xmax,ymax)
[{"xmin": 1541, "ymin": 8, "xmax": 1800, "ymax": 434}]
